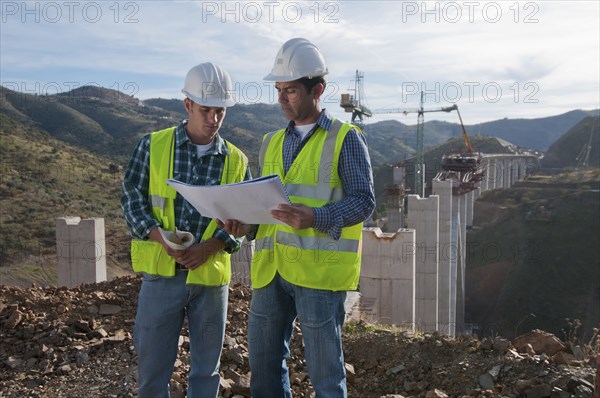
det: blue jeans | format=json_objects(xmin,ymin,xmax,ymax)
[
  {"xmin": 134, "ymin": 271, "xmax": 228, "ymax": 398},
  {"xmin": 248, "ymin": 273, "xmax": 347, "ymax": 397}
]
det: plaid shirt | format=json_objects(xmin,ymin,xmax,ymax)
[
  {"xmin": 121, "ymin": 121, "xmax": 251, "ymax": 252},
  {"xmin": 275, "ymin": 110, "xmax": 375, "ymax": 240}
]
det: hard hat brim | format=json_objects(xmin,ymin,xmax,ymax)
[
  {"xmin": 182, "ymin": 89, "xmax": 236, "ymax": 107},
  {"xmin": 263, "ymin": 73, "xmax": 296, "ymax": 82},
  {"xmin": 263, "ymin": 71, "xmax": 329, "ymax": 82}
]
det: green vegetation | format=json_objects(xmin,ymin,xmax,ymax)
[
  {"xmin": 0, "ymin": 114, "xmax": 130, "ymax": 285},
  {"xmin": 343, "ymin": 320, "xmax": 411, "ymax": 336},
  {"xmin": 0, "ymin": 86, "xmax": 175, "ymax": 159},
  {"xmin": 466, "ymin": 169, "xmax": 600, "ymax": 341}
]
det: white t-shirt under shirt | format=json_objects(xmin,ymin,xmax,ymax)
[
  {"xmin": 194, "ymin": 141, "xmax": 213, "ymax": 157},
  {"xmin": 294, "ymin": 123, "xmax": 316, "ymax": 141}
]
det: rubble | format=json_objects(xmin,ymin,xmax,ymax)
[
  {"xmin": 513, "ymin": 329, "xmax": 567, "ymax": 356},
  {"xmin": 0, "ymin": 277, "xmax": 598, "ymax": 397}
]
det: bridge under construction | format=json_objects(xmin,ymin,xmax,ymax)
[{"xmin": 337, "ymin": 71, "xmax": 542, "ymax": 335}]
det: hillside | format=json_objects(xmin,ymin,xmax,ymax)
[
  {"xmin": 470, "ymin": 110, "xmax": 599, "ymax": 151},
  {"xmin": 0, "ymin": 86, "xmax": 175, "ymax": 157},
  {"xmin": 466, "ymin": 169, "xmax": 600, "ymax": 341},
  {"xmin": 541, "ymin": 116, "xmax": 600, "ymax": 169},
  {"xmin": 0, "ymin": 114, "xmax": 132, "ymax": 285}
]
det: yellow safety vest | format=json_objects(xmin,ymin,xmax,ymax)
[
  {"xmin": 252, "ymin": 119, "xmax": 363, "ymax": 291},
  {"xmin": 130, "ymin": 127, "xmax": 248, "ymax": 285}
]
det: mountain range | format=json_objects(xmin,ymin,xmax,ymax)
[{"xmin": 2, "ymin": 85, "xmax": 597, "ymax": 171}]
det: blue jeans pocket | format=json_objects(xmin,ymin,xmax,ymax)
[{"xmin": 142, "ymin": 273, "xmax": 161, "ymax": 282}]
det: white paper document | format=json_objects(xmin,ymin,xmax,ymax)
[{"xmin": 167, "ymin": 174, "xmax": 291, "ymax": 225}]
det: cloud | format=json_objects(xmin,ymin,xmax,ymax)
[{"xmin": 1, "ymin": 0, "xmax": 598, "ymax": 124}]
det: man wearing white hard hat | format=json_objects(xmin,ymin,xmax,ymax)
[
  {"xmin": 121, "ymin": 62, "xmax": 251, "ymax": 397},
  {"xmin": 223, "ymin": 38, "xmax": 375, "ymax": 397}
]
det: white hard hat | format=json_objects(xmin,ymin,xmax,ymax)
[
  {"xmin": 181, "ymin": 62, "xmax": 235, "ymax": 107},
  {"xmin": 263, "ymin": 38, "xmax": 329, "ymax": 82}
]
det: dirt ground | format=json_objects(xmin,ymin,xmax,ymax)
[{"xmin": 1, "ymin": 276, "xmax": 597, "ymax": 397}]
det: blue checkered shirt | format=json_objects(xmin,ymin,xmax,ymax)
[
  {"xmin": 269, "ymin": 110, "xmax": 375, "ymax": 240},
  {"xmin": 121, "ymin": 121, "xmax": 252, "ymax": 252}
]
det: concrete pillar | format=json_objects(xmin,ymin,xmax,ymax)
[
  {"xmin": 492, "ymin": 159, "xmax": 499, "ymax": 189},
  {"xmin": 492, "ymin": 159, "xmax": 500, "ymax": 189},
  {"xmin": 512, "ymin": 159, "xmax": 519, "ymax": 185},
  {"xmin": 516, "ymin": 158, "xmax": 523, "ymax": 181},
  {"xmin": 466, "ymin": 190, "xmax": 474, "ymax": 227},
  {"xmin": 473, "ymin": 187, "xmax": 481, "ymax": 201},
  {"xmin": 387, "ymin": 206, "xmax": 403, "ymax": 233},
  {"xmin": 231, "ymin": 239, "xmax": 253, "ymax": 286},
  {"xmin": 432, "ymin": 180, "xmax": 453, "ymax": 336},
  {"xmin": 447, "ymin": 196, "xmax": 459, "ymax": 337},
  {"xmin": 56, "ymin": 217, "xmax": 107, "ymax": 288},
  {"xmin": 480, "ymin": 159, "xmax": 489, "ymax": 192},
  {"xmin": 406, "ymin": 194, "xmax": 439, "ymax": 333},
  {"xmin": 520, "ymin": 157, "xmax": 527, "ymax": 180},
  {"xmin": 487, "ymin": 158, "xmax": 497, "ymax": 190},
  {"xmin": 456, "ymin": 193, "xmax": 468, "ymax": 336},
  {"xmin": 502, "ymin": 159, "xmax": 509, "ymax": 188},
  {"xmin": 387, "ymin": 166, "xmax": 405, "ymax": 232},
  {"xmin": 360, "ymin": 228, "xmax": 416, "ymax": 329}
]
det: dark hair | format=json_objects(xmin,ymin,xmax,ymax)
[{"xmin": 297, "ymin": 76, "xmax": 326, "ymax": 93}]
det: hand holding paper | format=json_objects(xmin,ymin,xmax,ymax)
[
  {"xmin": 270, "ymin": 203, "xmax": 315, "ymax": 230},
  {"xmin": 217, "ymin": 218, "xmax": 253, "ymax": 238},
  {"xmin": 167, "ymin": 175, "xmax": 291, "ymax": 225}
]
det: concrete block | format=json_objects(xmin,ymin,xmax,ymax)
[
  {"xmin": 359, "ymin": 228, "xmax": 416, "ymax": 327},
  {"xmin": 56, "ymin": 217, "xmax": 106, "ymax": 288}
]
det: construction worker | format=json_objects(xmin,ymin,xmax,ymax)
[
  {"xmin": 121, "ymin": 62, "xmax": 251, "ymax": 398},
  {"xmin": 222, "ymin": 38, "xmax": 375, "ymax": 397}
]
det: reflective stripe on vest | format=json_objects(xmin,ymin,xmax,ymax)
[
  {"xmin": 150, "ymin": 195, "xmax": 166, "ymax": 210},
  {"xmin": 252, "ymin": 119, "xmax": 363, "ymax": 291},
  {"xmin": 130, "ymin": 127, "xmax": 248, "ymax": 285}
]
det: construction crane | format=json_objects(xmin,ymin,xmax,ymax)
[
  {"xmin": 440, "ymin": 105, "xmax": 482, "ymax": 172},
  {"xmin": 340, "ymin": 70, "xmax": 372, "ymax": 130},
  {"xmin": 455, "ymin": 106, "xmax": 473, "ymax": 154},
  {"xmin": 373, "ymin": 91, "xmax": 459, "ymax": 197},
  {"xmin": 340, "ymin": 73, "xmax": 482, "ymax": 196},
  {"xmin": 437, "ymin": 105, "xmax": 484, "ymax": 195}
]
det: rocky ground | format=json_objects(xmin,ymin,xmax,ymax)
[{"xmin": 1, "ymin": 276, "xmax": 598, "ymax": 398}]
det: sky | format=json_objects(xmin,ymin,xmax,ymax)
[{"xmin": 1, "ymin": 0, "xmax": 599, "ymax": 125}]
